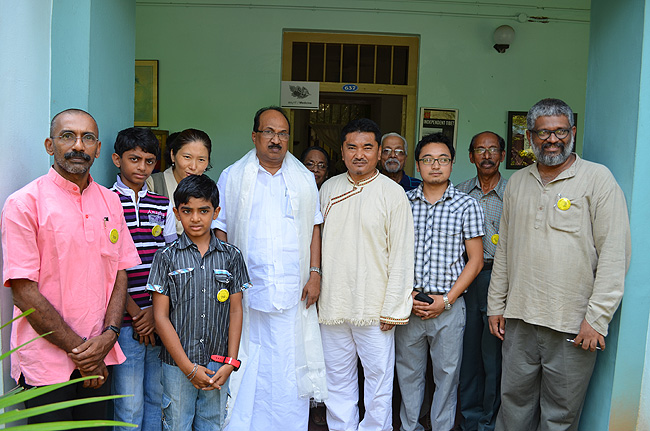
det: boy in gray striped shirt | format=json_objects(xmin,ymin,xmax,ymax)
[{"xmin": 148, "ymin": 174, "xmax": 249, "ymax": 431}]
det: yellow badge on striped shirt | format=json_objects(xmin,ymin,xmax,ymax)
[{"xmin": 217, "ymin": 288, "xmax": 229, "ymax": 302}]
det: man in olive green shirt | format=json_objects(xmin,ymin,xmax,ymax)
[{"xmin": 487, "ymin": 98, "xmax": 631, "ymax": 431}]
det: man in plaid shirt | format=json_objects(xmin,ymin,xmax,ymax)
[{"xmin": 395, "ymin": 132, "xmax": 484, "ymax": 431}]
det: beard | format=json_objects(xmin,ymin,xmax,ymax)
[
  {"xmin": 531, "ymin": 136, "xmax": 574, "ymax": 167},
  {"xmin": 382, "ymin": 157, "xmax": 402, "ymax": 173}
]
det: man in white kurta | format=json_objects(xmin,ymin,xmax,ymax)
[
  {"xmin": 216, "ymin": 107, "xmax": 327, "ymax": 431},
  {"xmin": 319, "ymin": 118, "xmax": 414, "ymax": 431}
]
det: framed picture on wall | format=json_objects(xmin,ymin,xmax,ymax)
[
  {"xmin": 418, "ymin": 107, "xmax": 459, "ymax": 155},
  {"xmin": 151, "ymin": 129, "xmax": 169, "ymax": 172},
  {"xmin": 505, "ymin": 111, "xmax": 529, "ymax": 169},
  {"xmin": 134, "ymin": 60, "xmax": 158, "ymax": 127},
  {"xmin": 506, "ymin": 111, "xmax": 578, "ymax": 169}
]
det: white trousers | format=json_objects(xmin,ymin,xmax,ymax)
[{"xmin": 320, "ymin": 323, "xmax": 395, "ymax": 431}]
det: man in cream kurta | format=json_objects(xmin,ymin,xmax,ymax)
[
  {"xmin": 319, "ymin": 118, "xmax": 414, "ymax": 431},
  {"xmin": 487, "ymin": 99, "xmax": 631, "ymax": 431},
  {"xmin": 216, "ymin": 107, "xmax": 327, "ymax": 431}
]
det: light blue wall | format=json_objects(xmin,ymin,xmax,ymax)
[
  {"xmin": 582, "ymin": 0, "xmax": 650, "ymax": 429},
  {"xmin": 0, "ymin": 0, "xmax": 53, "ymax": 401},
  {"xmin": 1, "ymin": 2, "xmax": 135, "ymax": 417},
  {"xmin": 135, "ymin": 1, "xmax": 590, "ymax": 184},
  {"xmin": 51, "ymin": 0, "xmax": 136, "ymax": 187}
]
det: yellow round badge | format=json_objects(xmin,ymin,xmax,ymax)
[
  {"xmin": 152, "ymin": 225, "xmax": 162, "ymax": 237},
  {"xmin": 557, "ymin": 198, "xmax": 571, "ymax": 211},
  {"xmin": 109, "ymin": 228, "xmax": 119, "ymax": 244},
  {"xmin": 491, "ymin": 234, "xmax": 499, "ymax": 245},
  {"xmin": 217, "ymin": 288, "xmax": 229, "ymax": 302}
]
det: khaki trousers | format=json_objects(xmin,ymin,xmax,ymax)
[{"xmin": 496, "ymin": 319, "xmax": 597, "ymax": 431}]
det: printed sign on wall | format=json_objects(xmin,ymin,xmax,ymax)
[{"xmin": 281, "ymin": 81, "xmax": 319, "ymax": 109}]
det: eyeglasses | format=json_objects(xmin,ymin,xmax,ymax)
[
  {"xmin": 530, "ymin": 128, "xmax": 571, "ymax": 140},
  {"xmin": 305, "ymin": 161, "xmax": 327, "ymax": 171},
  {"xmin": 256, "ymin": 130, "xmax": 290, "ymax": 141},
  {"xmin": 382, "ymin": 148, "xmax": 406, "ymax": 157},
  {"xmin": 472, "ymin": 147, "xmax": 502, "ymax": 155},
  {"xmin": 52, "ymin": 132, "xmax": 98, "ymax": 146},
  {"xmin": 418, "ymin": 157, "xmax": 452, "ymax": 166}
]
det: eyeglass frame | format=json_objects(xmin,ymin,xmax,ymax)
[
  {"xmin": 51, "ymin": 131, "xmax": 99, "ymax": 146},
  {"xmin": 255, "ymin": 129, "xmax": 290, "ymax": 141},
  {"xmin": 304, "ymin": 161, "xmax": 327, "ymax": 171},
  {"xmin": 417, "ymin": 156, "xmax": 452, "ymax": 166},
  {"xmin": 381, "ymin": 148, "xmax": 406, "ymax": 157},
  {"xmin": 529, "ymin": 128, "xmax": 572, "ymax": 141},
  {"xmin": 472, "ymin": 147, "xmax": 502, "ymax": 155}
]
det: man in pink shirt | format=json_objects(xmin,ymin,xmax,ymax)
[{"xmin": 1, "ymin": 109, "xmax": 140, "ymax": 426}]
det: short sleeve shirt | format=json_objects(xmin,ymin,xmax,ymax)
[
  {"xmin": 407, "ymin": 182, "xmax": 484, "ymax": 293},
  {"xmin": 1, "ymin": 168, "xmax": 141, "ymax": 385},
  {"xmin": 147, "ymin": 232, "xmax": 251, "ymax": 366}
]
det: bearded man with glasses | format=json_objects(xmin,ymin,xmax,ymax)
[
  {"xmin": 380, "ymin": 132, "xmax": 422, "ymax": 191},
  {"xmin": 487, "ymin": 98, "xmax": 631, "ymax": 430}
]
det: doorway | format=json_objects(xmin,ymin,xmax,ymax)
[
  {"xmin": 292, "ymin": 92, "xmax": 404, "ymax": 177},
  {"xmin": 282, "ymin": 31, "xmax": 419, "ymax": 176}
]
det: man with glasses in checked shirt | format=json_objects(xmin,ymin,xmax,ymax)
[{"xmin": 395, "ymin": 132, "xmax": 485, "ymax": 431}]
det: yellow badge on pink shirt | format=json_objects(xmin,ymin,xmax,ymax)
[{"xmin": 109, "ymin": 229, "xmax": 119, "ymax": 244}]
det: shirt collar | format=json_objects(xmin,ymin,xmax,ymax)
[
  {"xmin": 531, "ymin": 153, "xmax": 580, "ymax": 183},
  {"xmin": 113, "ymin": 174, "xmax": 149, "ymax": 198},
  {"xmin": 410, "ymin": 181, "xmax": 455, "ymax": 204},
  {"xmin": 346, "ymin": 169, "xmax": 380, "ymax": 187},
  {"xmin": 176, "ymin": 230, "xmax": 222, "ymax": 254},
  {"xmin": 47, "ymin": 167, "xmax": 95, "ymax": 194},
  {"xmin": 468, "ymin": 175, "xmax": 507, "ymax": 199},
  {"xmin": 256, "ymin": 156, "xmax": 285, "ymax": 176}
]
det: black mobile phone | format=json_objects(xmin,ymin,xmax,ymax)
[{"xmin": 414, "ymin": 291, "xmax": 434, "ymax": 304}]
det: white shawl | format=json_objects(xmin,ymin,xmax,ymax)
[{"xmin": 224, "ymin": 148, "xmax": 327, "ymax": 405}]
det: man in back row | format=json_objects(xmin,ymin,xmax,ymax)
[
  {"xmin": 456, "ymin": 131, "xmax": 507, "ymax": 431},
  {"xmin": 380, "ymin": 132, "xmax": 421, "ymax": 191},
  {"xmin": 488, "ymin": 98, "xmax": 631, "ymax": 430}
]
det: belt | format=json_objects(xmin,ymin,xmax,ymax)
[{"xmin": 483, "ymin": 259, "xmax": 494, "ymax": 271}]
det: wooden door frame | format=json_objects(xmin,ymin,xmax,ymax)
[{"xmin": 282, "ymin": 31, "xmax": 419, "ymax": 176}]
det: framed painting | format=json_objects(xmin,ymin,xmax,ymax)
[
  {"xmin": 506, "ymin": 111, "xmax": 578, "ymax": 169},
  {"xmin": 134, "ymin": 60, "xmax": 158, "ymax": 127},
  {"xmin": 505, "ymin": 111, "xmax": 529, "ymax": 169},
  {"xmin": 151, "ymin": 129, "xmax": 169, "ymax": 172}
]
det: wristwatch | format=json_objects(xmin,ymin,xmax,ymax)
[
  {"xmin": 211, "ymin": 355, "xmax": 241, "ymax": 371},
  {"xmin": 102, "ymin": 325, "xmax": 121, "ymax": 338},
  {"xmin": 442, "ymin": 294, "xmax": 452, "ymax": 311},
  {"xmin": 309, "ymin": 266, "xmax": 322, "ymax": 276}
]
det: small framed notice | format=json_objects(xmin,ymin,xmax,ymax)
[
  {"xmin": 281, "ymin": 81, "xmax": 319, "ymax": 109},
  {"xmin": 418, "ymin": 108, "xmax": 459, "ymax": 154}
]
